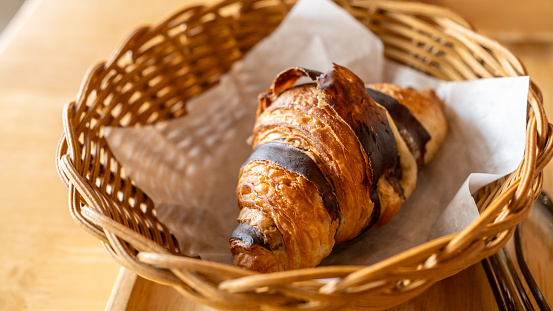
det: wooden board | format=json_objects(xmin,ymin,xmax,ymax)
[{"xmin": 105, "ymin": 263, "xmax": 500, "ymax": 311}]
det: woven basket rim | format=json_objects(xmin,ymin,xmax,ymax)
[{"xmin": 55, "ymin": 0, "xmax": 553, "ymax": 309}]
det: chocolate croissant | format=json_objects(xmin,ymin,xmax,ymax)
[{"xmin": 230, "ymin": 64, "xmax": 447, "ymax": 273}]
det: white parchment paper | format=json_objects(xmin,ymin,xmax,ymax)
[{"xmin": 104, "ymin": 0, "xmax": 529, "ymax": 266}]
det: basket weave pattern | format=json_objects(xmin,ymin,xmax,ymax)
[{"xmin": 56, "ymin": 0, "xmax": 553, "ymax": 310}]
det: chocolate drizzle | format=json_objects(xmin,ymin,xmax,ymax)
[
  {"xmin": 316, "ymin": 64, "xmax": 403, "ymax": 229},
  {"xmin": 317, "ymin": 65, "xmax": 401, "ymax": 185},
  {"xmin": 230, "ymin": 222, "xmax": 271, "ymax": 250},
  {"xmin": 243, "ymin": 141, "xmax": 340, "ymax": 222},
  {"xmin": 366, "ymin": 88, "xmax": 430, "ymax": 168}
]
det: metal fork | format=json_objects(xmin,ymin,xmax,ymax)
[{"xmin": 482, "ymin": 192, "xmax": 553, "ymax": 311}]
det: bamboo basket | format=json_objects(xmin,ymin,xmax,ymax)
[{"xmin": 55, "ymin": 0, "xmax": 553, "ymax": 310}]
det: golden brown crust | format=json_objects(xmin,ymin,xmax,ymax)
[
  {"xmin": 253, "ymin": 85, "xmax": 375, "ymax": 243},
  {"xmin": 230, "ymin": 66, "xmax": 447, "ymax": 272},
  {"xmin": 230, "ymin": 241, "xmax": 284, "ymax": 273},
  {"xmin": 233, "ymin": 160, "xmax": 338, "ymax": 271}
]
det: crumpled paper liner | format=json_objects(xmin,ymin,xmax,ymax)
[{"xmin": 103, "ymin": 0, "xmax": 529, "ymax": 266}]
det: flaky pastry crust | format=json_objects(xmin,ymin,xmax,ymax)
[{"xmin": 230, "ymin": 65, "xmax": 447, "ymax": 272}]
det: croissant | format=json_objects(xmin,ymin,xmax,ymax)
[{"xmin": 229, "ymin": 64, "xmax": 447, "ymax": 273}]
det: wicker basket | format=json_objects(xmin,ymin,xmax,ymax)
[{"xmin": 55, "ymin": 0, "xmax": 553, "ymax": 310}]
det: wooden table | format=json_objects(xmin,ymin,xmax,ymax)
[{"xmin": 0, "ymin": 0, "xmax": 551, "ymax": 310}]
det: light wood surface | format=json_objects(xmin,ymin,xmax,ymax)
[
  {"xmin": 423, "ymin": 0, "xmax": 553, "ymax": 42},
  {"xmin": 0, "ymin": 0, "xmax": 551, "ymax": 310}
]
